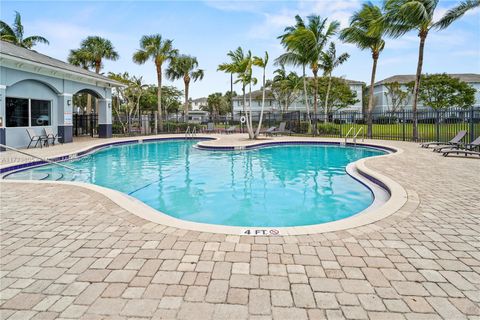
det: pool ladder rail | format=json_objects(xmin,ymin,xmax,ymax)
[
  {"xmin": 185, "ymin": 126, "xmax": 197, "ymax": 139},
  {"xmin": 343, "ymin": 127, "xmax": 364, "ymax": 145}
]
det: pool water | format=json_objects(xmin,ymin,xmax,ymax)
[{"xmin": 5, "ymin": 140, "xmax": 387, "ymax": 227}]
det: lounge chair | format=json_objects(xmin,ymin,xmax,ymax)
[
  {"xmin": 261, "ymin": 126, "xmax": 277, "ymax": 136},
  {"xmin": 442, "ymin": 136, "xmax": 480, "ymax": 157},
  {"xmin": 204, "ymin": 122, "xmax": 216, "ymax": 134},
  {"xmin": 225, "ymin": 126, "xmax": 236, "ymax": 134},
  {"xmin": 272, "ymin": 122, "xmax": 293, "ymax": 136},
  {"xmin": 26, "ymin": 128, "xmax": 47, "ymax": 149},
  {"xmin": 442, "ymin": 149, "xmax": 480, "ymax": 158},
  {"xmin": 44, "ymin": 127, "xmax": 62, "ymax": 145},
  {"xmin": 420, "ymin": 130, "xmax": 467, "ymax": 149}
]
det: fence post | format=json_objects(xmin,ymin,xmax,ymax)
[
  {"xmin": 402, "ymin": 110, "xmax": 406, "ymax": 141},
  {"xmin": 435, "ymin": 110, "xmax": 440, "ymax": 143},
  {"xmin": 469, "ymin": 107, "xmax": 474, "ymax": 143}
]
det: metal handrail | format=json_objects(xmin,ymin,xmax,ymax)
[
  {"xmin": 192, "ymin": 126, "xmax": 197, "ymax": 137},
  {"xmin": 344, "ymin": 127, "xmax": 354, "ymax": 144},
  {"xmin": 0, "ymin": 144, "xmax": 76, "ymax": 171},
  {"xmin": 353, "ymin": 127, "xmax": 364, "ymax": 145},
  {"xmin": 185, "ymin": 126, "xmax": 191, "ymax": 138}
]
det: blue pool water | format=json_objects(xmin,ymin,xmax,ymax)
[{"xmin": 5, "ymin": 140, "xmax": 387, "ymax": 227}]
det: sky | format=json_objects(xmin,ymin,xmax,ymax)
[{"xmin": 1, "ymin": 0, "xmax": 479, "ymax": 99}]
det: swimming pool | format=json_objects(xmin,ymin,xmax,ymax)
[{"xmin": 4, "ymin": 139, "xmax": 388, "ymax": 227}]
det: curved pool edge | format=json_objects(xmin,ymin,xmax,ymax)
[{"xmin": 0, "ymin": 136, "xmax": 412, "ymax": 235}]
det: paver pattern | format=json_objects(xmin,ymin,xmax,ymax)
[{"xmin": 1, "ymin": 136, "xmax": 480, "ymax": 320}]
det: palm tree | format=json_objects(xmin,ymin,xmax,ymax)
[
  {"xmin": 218, "ymin": 47, "xmax": 255, "ymax": 138},
  {"xmin": 133, "ymin": 34, "xmax": 178, "ymax": 132},
  {"xmin": 277, "ymin": 16, "xmax": 312, "ymax": 123},
  {"xmin": 166, "ymin": 55, "xmax": 204, "ymax": 122},
  {"xmin": 0, "ymin": 11, "xmax": 49, "ymax": 48},
  {"xmin": 340, "ymin": 2, "xmax": 387, "ymax": 137},
  {"xmin": 279, "ymin": 15, "xmax": 340, "ymax": 123},
  {"xmin": 319, "ymin": 42, "xmax": 349, "ymax": 123},
  {"xmin": 68, "ymin": 48, "xmax": 94, "ymax": 70},
  {"xmin": 253, "ymin": 52, "xmax": 269, "ymax": 138},
  {"xmin": 380, "ymin": 0, "xmax": 480, "ymax": 140},
  {"xmin": 72, "ymin": 36, "xmax": 119, "ymax": 74}
]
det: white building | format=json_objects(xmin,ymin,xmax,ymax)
[
  {"xmin": 232, "ymin": 78, "xmax": 364, "ymax": 114},
  {"xmin": 190, "ymin": 97, "xmax": 207, "ymax": 111},
  {"xmin": 373, "ymin": 73, "xmax": 480, "ymax": 112}
]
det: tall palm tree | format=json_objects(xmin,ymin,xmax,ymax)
[
  {"xmin": 380, "ymin": 0, "xmax": 480, "ymax": 140},
  {"xmin": 0, "ymin": 11, "xmax": 49, "ymax": 48},
  {"xmin": 73, "ymin": 36, "xmax": 119, "ymax": 74},
  {"xmin": 277, "ymin": 16, "xmax": 311, "ymax": 123},
  {"xmin": 279, "ymin": 15, "xmax": 340, "ymax": 122},
  {"xmin": 218, "ymin": 47, "xmax": 255, "ymax": 138},
  {"xmin": 253, "ymin": 52, "xmax": 269, "ymax": 138},
  {"xmin": 133, "ymin": 34, "xmax": 178, "ymax": 132},
  {"xmin": 340, "ymin": 2, "xmax": 387, "ymax": 137},
  {"xmin": 319, "ymin": 42, "xmax": 350, "ymax": 123},
  {"xmin": 166, "ymin": 55, "xmax": 204, "ymax": 122}
]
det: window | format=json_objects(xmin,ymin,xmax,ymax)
[
  {"xmin": 5, "ymin": 97, "xmax": 51, "ymax": 127},
  {"xmin": 31, "ymin": 100, "xmax": 51, "ymax": 126},
  {"xmin": 6, "ymin": 97, "xmax": 29, "ymax": 127}
]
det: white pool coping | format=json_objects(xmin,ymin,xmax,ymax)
[{"xmin": 1, "ymin": 136, "xmax": 409, "ymax": 235}]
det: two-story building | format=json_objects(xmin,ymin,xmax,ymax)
[
  {"xmin": 232, "ymin": 78, "xmax": 365, "ymax": 116},
  {"xmin": 373, "ymin": 73, "xmax": 480, "ymax": 112}
]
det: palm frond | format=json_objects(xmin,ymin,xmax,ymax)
[
  {"xmin": 13, "ymin": 11, "xmax": 23, "ymax": 40},
  {"xmin": 434, "ymin": 0, "xmax": 480, "ymax": 30},
  {"xmin": 22, "ymin": 36, "xmax": 49, "ymax": 49}
]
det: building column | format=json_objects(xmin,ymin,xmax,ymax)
[
  {"xmin": 58, "ymin": 93, "xmax": 73, "ymax": 143},
  {"xmin": 0, "ymin": 85, "xmax": 6, "ymax": 151},
  {"xmin": 98, "ymin": 98, "xmax": 112, "ymax": 138}
]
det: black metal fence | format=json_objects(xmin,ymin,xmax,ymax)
[
  {"xmin": 74, "ymin": 114, "xmax": 98, "ymax": 137},
  {"xmin": 112, "ymin": 107, "xmax": 480, "ymax": 143}
]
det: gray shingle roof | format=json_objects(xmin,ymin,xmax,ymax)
[
  {"xmin": 0, "ymin": 40, "xmax": 122, "ymax": 86},
  {"xmin": 375, "ymin": 73, "xmax": 480, "ymax": 86}
]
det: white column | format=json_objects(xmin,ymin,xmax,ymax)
[{"xmin": 98, "ymin": 98, "xmax": 112, "ymax": 138}]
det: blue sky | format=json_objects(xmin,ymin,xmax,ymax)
[{"xmin": 1, "ymin": 0, "xmax": 479, "ymax": 98}]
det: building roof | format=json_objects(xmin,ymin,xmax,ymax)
[
  {"xmin": 191, "ymin": 97, "xmax": 207, "ymax": 103},
  {"xmin": 0, "ymin": 40, "xmax": 122, "ymax": 87},
  {"xmin": 375, "ymin": 73, "xmax": 480, "ymax": 86}
]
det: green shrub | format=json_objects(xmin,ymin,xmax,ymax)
[{"xmin": 316, "ymin": 123, "xmax": 341, "ymax": 135}]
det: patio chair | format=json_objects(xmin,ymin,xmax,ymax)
[
  {"xmin": 225, "ymin": 126, "xmax": 237, "ymax": 134},
  {"xmin": 442, "ymin": 136, "xmax": 480, "ymax": 157},
  {"xmin": 204, "ymin": 122, "xmax": 216, "ymax": 134},
  {"xmin": 44, "ymin": 127, "xmax": 63, "ymax": 146},
  {"xmin": 420, "ymin": 130, "xmax": 467, "ymax": 149},
  {"xmin": 26, "ymin": 128, "xmax": 47, "ymax": 149},
  {"xmin": 272, "ymin": 122, "xmax": 293, "ymax": 136},
  {"xmin": 261, "ymin": 126, "xmax": 277, "ymax": 136}
]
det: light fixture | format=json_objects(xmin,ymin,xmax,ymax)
[{"xmin": 67, "ymin": 99, "xmax": 71, "ymax": 106}]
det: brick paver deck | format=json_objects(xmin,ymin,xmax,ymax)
[{"xmin": 1, "ymin": 136, "xmax": 479, "ymax": 319}]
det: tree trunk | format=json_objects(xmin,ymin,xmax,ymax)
[
  {"xmin": 324, "ymin": 74, "xmax": 332, "ymax": 124},
  {"xmin": 302, "ymin": 65, "xmax": 311, "ymax": 124},
  {"xmin": 247, "ymin": 82, "xmax": 254, "ymax": 139},
  {"xmin": 367, "ymin": 53, "xmax": 379, "ymax": 138},
  {"xmin": 230, "ymin": 73, "xmax": 234, "ymax": 123},
  {"xmin": 255, "ymin": 67, "xmax": 266, "ymax": 138},
  {"xmin": 95, "ymin": 60, "xmax": 101, "ymax": 74},
  {"xmin": 412, "ymin": 30, "xmax": 428, "ymax": 141},
  {"xmin": 156, "ymin": 64, "xmax": 163, "ymax": 133},
  {"xmin": 184, "ymin": 77, "xmax": 190, "ymax": 123}
]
